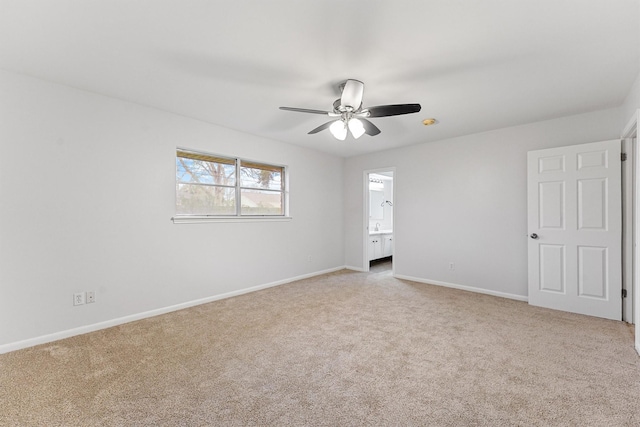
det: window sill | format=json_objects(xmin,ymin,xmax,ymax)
[{"xmin": 171, "ymin": 215, "xmax": 292, "ymax": 224}]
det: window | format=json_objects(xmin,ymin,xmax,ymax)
[{"xmin": 175, "ymin": 149, "xmax": 286, "ymax": 218}]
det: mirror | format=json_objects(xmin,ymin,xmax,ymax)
[{"xmin": 370, "ymin": 190, "xmax": 384, "ymax": 219}]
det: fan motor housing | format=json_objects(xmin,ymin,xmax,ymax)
[{"xmin": 333, "ymin": 98, "xmax": 360, "ymax": 113}]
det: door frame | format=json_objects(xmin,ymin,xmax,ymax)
[
  {"xmin": 622, "ymin": 137, "xmax": 634, "ymax": 323},
  {"xmin": 621, "ymin": 109, "xmax": 639, "ymax": 354},
  {"xmin": 363, "ymin": 167, "xmax": 396, "ymax": 273}
]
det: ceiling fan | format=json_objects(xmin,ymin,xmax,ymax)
[{"xmin": 279, "ymin": 79, "xmax": 421, "ymax": 140}]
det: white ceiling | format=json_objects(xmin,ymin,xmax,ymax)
[{"xmin": 1, "ymin": 1, "xmax": 638, "ymax": 157}]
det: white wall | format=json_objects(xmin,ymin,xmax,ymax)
[
  {"xmin": 0, "ymin": 70, "xmax": 344, "ymax": 349},
  {"xmin": 344, "ymin": 107, "xmax": 624, "ymax": 298},
  {"xmin": 622, "ymin": 71, "xmax": 640, "ymax": 130}
]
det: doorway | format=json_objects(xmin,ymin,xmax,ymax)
[
  {"xmin": 365, "ymin": 169, "xmax": 394, "ymax": 273},
  {"xmin": 529, "ymin": 118, "xmax": 640, "ymax": 336}
]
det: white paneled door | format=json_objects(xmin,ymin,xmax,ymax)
[{"xmin": 527, "ymin": 140, "xmax": 622, "ymax": 320}]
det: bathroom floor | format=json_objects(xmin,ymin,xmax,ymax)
[{"xmin": 369, "ymin": 257, "xmax": 392, "ymax": 273}]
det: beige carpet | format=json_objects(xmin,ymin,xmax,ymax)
[{"xmin": 1, "ymin": 268, "xmax": 639, "ymax": 426}]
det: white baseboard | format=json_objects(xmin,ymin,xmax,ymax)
[
  {"xmin": 393, "ymin": 274, "xmax": 528, "ymax": 302},
  {"xmin": 0, "ymin": 265, "xmax": 346, "ymax": 355},
  {"xmin": 344, "ymin": 265, "xmax": 367, "ymax": 272}
]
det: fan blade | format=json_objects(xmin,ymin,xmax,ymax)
[
  {"xmin": 367, "ymin": 104, "xmax": 421, "ymax": 117},
  {"xmin": 280, "ymin": 106, "xmax": 331, "ymax": 115},
  {"xmin": 340, "ymin": 79, "xmax": 364, "ymax": 110},
  {"xmin": 308, "ymin": 121, "xmax": 336, "ymax": 134},
  {"xmin": 361, "ymin": 119, "xmax": 381, "ymax": 136}
]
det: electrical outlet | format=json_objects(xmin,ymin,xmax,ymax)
[
  {"xmin": 73, "ymin": 292, "xmax": 85, "ymax": 306},
  {"xmin": 449, "ymin": 262, "xmax": 455, "ymax": 270},
  {"xmin": 86, "ymin": 291, "xmax": 95, "ymax": 304},
  {"xmin": 307, "ymin": 255, "xmax": 312, "ymax": 263}
]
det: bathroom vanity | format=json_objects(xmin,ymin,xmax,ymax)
[{"xmin": 368, "ymin": 230, "xmax": 393, "ymax": 261}]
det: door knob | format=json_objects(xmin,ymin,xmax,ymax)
[{"xmin": 530, "ymin": 233, "xmax": 539, "ymax": 240}]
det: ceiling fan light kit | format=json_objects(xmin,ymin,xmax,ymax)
[
  {"xmin": 348, "ymin": 118, "xmax": 365, "ymax": 139},
  {"xmin": 329, "ymin": 120, "xmax": 348, "ymax": 140},
  {"xmin": 280, "ymin": 79, "xmax": 422, "ymax": 140}
]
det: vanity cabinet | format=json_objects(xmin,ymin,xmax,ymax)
[
  {"xmin": 369, "ymin": 236, "xmax": 382, "ymax": 260},
  {"xmin": 382, "ymin": 234, "xmax": 393, "ymax": 257},
  {"xmin": 369, "ymin": 232, "xmax": 393, "ymax": 261}
]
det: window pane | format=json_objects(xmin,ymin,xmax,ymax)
[
  {"xmin": 240, "ymin": 163, "xmax": 282, "ymax": 190},
  {"xmin": 176, "ymin": 183, "xmax": 236, "ymax": 215},
  {"xmin": 240, "ymin": 189, "xmax": 283, "ymax": 216},
  {"xmin": 177, "ymin": 156, "xmax": 236, "ymax": 186}
]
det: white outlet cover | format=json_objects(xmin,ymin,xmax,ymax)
[{"xmin": 73, "ymin": 292, "xmax": 85, "ymax": 306}]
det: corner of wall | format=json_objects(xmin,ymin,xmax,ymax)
[{"xmin": 622, "ymin": 71, "xmax": 640, "ymax": 128}]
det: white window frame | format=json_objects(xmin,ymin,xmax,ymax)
[{"xmin": 172, "ymin": 148, "xmax": 291, "ymax": 224}]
